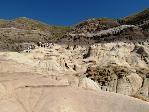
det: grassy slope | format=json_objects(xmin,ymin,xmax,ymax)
[
  {"xmin": 0, "ymin": 17, "xmax": 73, "ymax": 51},
  {"xmin": 118, "ymin": 8, "xmax": 149, "ymax": 24},
  {"xmin": 76, "ymin": 18, "xmax": 119, "ymax": 28},
  {"xmin": 0, "ymin": 8, "xmax": 148, "ymax": 52},
  {"xmin": 0, "ymin": 17, "xmax": 72, "ymax": 39}
]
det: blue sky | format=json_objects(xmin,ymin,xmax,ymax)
[{"xmin": 0, "ymin": 0, "xmax": 148, "ymax": 26}]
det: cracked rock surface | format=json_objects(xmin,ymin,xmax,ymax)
[
  {"xmin": 0, "ymin": 39, "xmax": 149, "ymax": 111},
  {"xmin": 0, "ymin": 14, "xmax": 149, "ymax": 111}
]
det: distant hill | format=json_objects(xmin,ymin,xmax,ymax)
[
  {"xmin": 118, "ymin": 8, "xmax": 149, "ymax": 25},
  {"xmin": 0, "ymin": 17, "xmax": 72, "ymax": 51},
  {"xmin": 73, "ymin": 18, "xmax": 120, "ymax": 33},
  {"xmin": 0, "ymin": 17, "xmax": 72, "ymax": 39},
  {"xmin": 0, "ymin": 8, "xmax": 148, "ymax": 51}
]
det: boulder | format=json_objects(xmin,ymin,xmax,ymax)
[{"xmin": 79, "ymin": 78, "xmax": 101, "ymax": 91}]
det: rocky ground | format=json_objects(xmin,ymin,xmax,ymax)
[{"xmin": 0, "ymin": 8, "xmax": 149, "ymax": 112}]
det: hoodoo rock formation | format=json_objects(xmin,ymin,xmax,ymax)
[{"xmin": 0, "ymin": 8, "xmax": 149, "ymax": 112}]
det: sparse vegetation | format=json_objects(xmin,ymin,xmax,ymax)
[
  {"xmin": 0, "ymin": 17, "xmax": 72, "ymax": 39},
  {"xmin": 118, "ymin": 8, "xmax": 149, "ymax": 25},
  {"xmin": 78, "ymin": 18, "xmax": 118, "ymax": 26},
  {"xmin": 86, "ymin": 64, "xmax": 130, "ymax": 85},
  {"xmin": 75, "ymin": 18, "xmax": 120, "ymax": 32},
  {"xmin": 50, "ymin": 26, "xmax": 72, "ymax": 39},
  {"xmin": 0, "ymin": 17, "xmax": 73, "ymax": 51},
  {"xmin": 0, "ymin": 8, "xmax": 148, "ymax": 52}
]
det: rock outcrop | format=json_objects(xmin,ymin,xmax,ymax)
[
  {"xmin": 0, "ymin": 85, "xmax": 149, "ymax": 112},
  {"xmin": 1, "ymin": 40, "xmax": 149, "ymax": 101},
  {"xmin": 0, "ymin": 8, "xmax": 149, "ymax": 111}
]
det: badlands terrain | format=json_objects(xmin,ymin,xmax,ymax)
[{"xmin": 0, "ymin": 8, "xmax": 149, "ymax": 112}]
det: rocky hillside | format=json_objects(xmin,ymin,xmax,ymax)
[
  {"xmin": 119, "ymin": 8, "xmax": 149, "ymax": 25},
  {"xmin": 0, "ymin": 17, "xmax": 72, "ymax": 51},
  {"xmin": 119, "ymin": 8, "xmax": 149, "ymax": 35},
  {"xmin": 0, "ymin": 8, "xmax": 149, "ymax": 111},
  {"xmin": 56, "ymin": 8, "xmax": 149, "ymax": 101}
]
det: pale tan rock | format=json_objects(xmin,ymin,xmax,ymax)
[
  {"xmin": 140, "ymin": 78, "xmax": 149, "ymax": 96},
  {"xmin": 127, "ymin": 73, "xmax": 143, "ymax": 94},
  {"xmin": 0, "ymin": 41, "xmax": 149, "ymax": 104},
  {"xmin": 79, "ymin": 78, "xmax": 101, "ymax": 91},
  {"xmin": 0, "ymin": 87, "xmax": 149, "ymax": 112}
]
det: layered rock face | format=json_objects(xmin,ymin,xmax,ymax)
[
  {"xmin": 0, "ymin": 39, "xmax": 149, "ymax": 100},
  {"xmin": 0, "ymin": 53, "xmax": 149, "ymax": 112},
  {"xmin": 0, "ymin": 9, "xmax": 149, "ymax": 111},
  {"xmin": 0, "ymin": 17, "xmax": 71, "ymax": 52}
]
